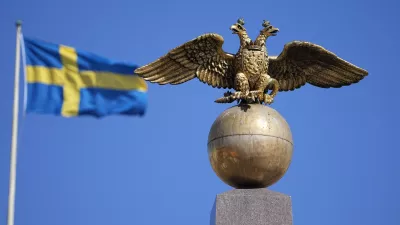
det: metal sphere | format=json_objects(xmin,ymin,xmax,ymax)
[{"xmin": 207, "ymin": 104, "xmax": 293, "ymax": 189}]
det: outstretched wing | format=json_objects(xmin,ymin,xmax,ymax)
[
  {"xmin": 134, "ymin": 33, "xmax": 235, "ymax": 89},
  {"xmin": 268, "ymin": 41, "xmax": 368, "ymax": 91}
]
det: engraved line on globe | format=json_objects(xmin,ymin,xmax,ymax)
[{"xmin": 207, "ymin": 134, "xmax": 293, "ymax": 146}]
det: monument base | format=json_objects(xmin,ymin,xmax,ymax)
[{"xmin": 210, "ymin": 189, "xmax": 293, "ymax": 225}]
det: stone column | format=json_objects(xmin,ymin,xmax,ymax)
[{"xmin": 210, "ymin": 189, "xmax": 293, "ymax": 225}]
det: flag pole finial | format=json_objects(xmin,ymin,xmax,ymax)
[{"xmin": 15, "ymin": 20, "xmax": 22, "ymax": 27}]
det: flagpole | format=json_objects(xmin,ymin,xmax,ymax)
[{"xmin": 7, "ymin": 20, "xmax": 22, "ymax": 225}]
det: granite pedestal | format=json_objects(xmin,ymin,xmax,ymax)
[{"xmin": 210, "ymin": 189, "xmax": 293, "ymax": 225}]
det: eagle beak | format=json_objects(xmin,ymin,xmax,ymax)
[
  {"xmin": 269, "ymin": 27, "xmax": 279, "ymax": 36},
  {"xmin": 230, "ymin": 25, "xmax": 239, "ymax": 34}
]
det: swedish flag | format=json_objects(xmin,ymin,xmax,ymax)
[{"xmin": 22, "ymin": 37, "xmax": 148, "ymax": 118}]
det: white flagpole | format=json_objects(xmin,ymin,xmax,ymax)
[{"xmin": 7, "ymin": 20, "xmax": 22, "ymax": 225}]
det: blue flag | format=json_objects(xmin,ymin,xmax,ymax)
[{"xmin": 22, "ymin": 37, "xmax": 148, "ymax": 118}]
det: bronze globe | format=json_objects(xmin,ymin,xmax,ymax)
[{"xmin": 207, "ymin": 104, "xmax": 293, "ymax": 189}]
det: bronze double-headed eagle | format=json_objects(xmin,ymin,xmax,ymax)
[{"xmin": 134, "ymin": 18, "xmax": 368, "ymax": 104}]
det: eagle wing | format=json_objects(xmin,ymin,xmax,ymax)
[
  {"xmin": 267, "ymin": 41, "xmax": 368, "ymax": 91},
  {"xmin": 134, "ymin": 33, "xmax": 235, "ymax": 89}
]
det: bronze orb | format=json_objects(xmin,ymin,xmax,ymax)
[{"xmin": 207, "ymin": 104, "xmax": 293, "ymax": 189}]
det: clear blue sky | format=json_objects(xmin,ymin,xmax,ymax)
[{"xmin": 1, "ymin": 0, "xmax": 399, "ymax": 225}]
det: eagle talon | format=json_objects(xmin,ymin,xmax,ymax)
[
  {"xmin": 246, "ymin": 91, "xmax": 263, "ymax": 104},
  {"xmin": 264, "ymin": 94, "xmax": 274, "ymax": 105}
]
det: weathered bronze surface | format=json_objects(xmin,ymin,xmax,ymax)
[
  {"xmin": 134, "ymin": 18, "xmax": 368, "ymax": 189},
  {"xmin": 134, "ymin": 18, "xmax": 368, "ymax": 105},
  {"xmin": 208, "ymin": 104, "xmax": 293, "ymax": 188}
]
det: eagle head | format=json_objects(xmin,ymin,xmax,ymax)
[
  {"xmin": 230, "ymin": 18, "xmax": 247, "ymax": 34},
  {"xmin": 260, "ymin": 20, "xmax": 279, "ymax": 37}
]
